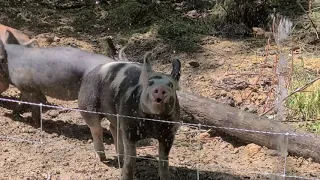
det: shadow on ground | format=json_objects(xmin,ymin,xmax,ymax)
[
  {"xmin": 120, "ymin": 157, "xmax": 271, "ymax": 180},
  {"xmin": 0, "ymin": 95, "xmax": 114, "ymax": 144}
]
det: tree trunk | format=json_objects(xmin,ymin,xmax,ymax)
[{"xmin": 178, "ymin": 91, "xmax": 320, "ymax": 163}]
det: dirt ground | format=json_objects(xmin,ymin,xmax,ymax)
[{"xmin": 0, "ymin": 1, "xmax": 320, "ymax": 180}]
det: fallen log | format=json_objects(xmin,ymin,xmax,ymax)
[{"xmin": 178, "ymin": 91, "xmax": 320, "ymax": 163}]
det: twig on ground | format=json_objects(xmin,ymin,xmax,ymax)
[{"xmin": 260, "ymin": 76, "xmax": 320, "ymax": 116}]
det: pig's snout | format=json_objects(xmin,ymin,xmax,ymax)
[{"xmin": 152, "ymin": 86, "xmax": 168, "ymax": 104}]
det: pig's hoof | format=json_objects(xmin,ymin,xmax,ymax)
[
  {"xmin": 114, "ymin": 156, "xmax": 124, "ymax": 168},
  {"xmin": 29, "ymin": 119, "xmax": 41, "ymax": 128},
  {"xmin": 33, "ymin": 122, "xmax": 41, "ymax": 128},
  {"xmin": 12, "ymin": 110, "xmax": 21, "ymax": 117},
  {"xmin": 97, "ymin": 153, "xmax": 107, "ymax": 162},
  {"xmin": 31, "ymin": 119, "xmax": 41, "ymax": 128}
]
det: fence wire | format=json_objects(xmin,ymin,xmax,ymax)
[{"xmin": 0, "ymin": 97, "xmax": 319, "ymax": 180}]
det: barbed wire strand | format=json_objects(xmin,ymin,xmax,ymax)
[
  {"xmin": 0, "ymin": 135, "xmax": 40, "ymax": 144},
  {"xmin": 0, "ymin": 97, "xmax": 319, "ymax": 179},
  {"xmin": 0, "ymin": 97, "xmax": 317, "ymax": 138}
]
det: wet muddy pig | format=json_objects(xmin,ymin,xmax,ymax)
[
  {"xmin": 0, "ymin": 30, "xmax": 115, "ymax": 127},
  {"xmin": 78, "ymin": 52, "xmax": 181, "ymax": 180},
  {"xmin": 0, "ymin": 25, "xmax": 39, "ymax": 93}
]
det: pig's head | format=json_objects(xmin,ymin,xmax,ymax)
[
  {"xmin": 139, "ymin": 52, "xmax": 181, "ymax": 115},
  {"xmin": 0, "ymin": 39, "xmax": 7, "ymax": 65},
  {"xmin": 5, "ymin": 30, "xmax": 39, "ymax": 48}
]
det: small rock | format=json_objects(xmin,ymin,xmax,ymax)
[
  {"xmin": 189, "ymin": 61, "xmax": 200, "ymax": 68},
  {"xmin": 217, "ymin": 60, "xmax": 224, "ymax": 66},
  {"xmin": 3, "ymin": 149, "xmax": 8, "ymax": 152},
  {"xmin": 199, "ymin": 75, "xmax": 205, "ymax": 81},
  {"xmin": 259, "ymin": 77, "xmax": 272, "ymax": 87},
  {"xmin": 22, "ymin": 129, "xmax": 36, "ymax": 134},
  {"xmin": 244, "ymin": 143, "xmax": 262, "ymax": 157},
  {"xmin": 88, "ymin": 139, "xmax": 93, "ymax": 143},
  {"xmin": 208, "ymin": 63, "xmax": 219, "ymax": 69},
  {"xmin": 46, "ymin": 36, "xmax": 54, "ymax": 43},
  {"xmin": 218, "ymin": 96, "xmax": 236, "ymax": 107},
  {"xmin": 243, "ymin": 105, "xmax": 257, "ymax": 113},
  {"xmin": 184, "ymin": 10, "xmax": 199, "ymax": 19},
  {"xmin": 7, "ymin": 158, "xmax": 16, "ymax": 162},
  {"xmin": 219, "ymin": 90, "xmax": 227, "ymax": 97},
  {"xmin": 51, "ymin": 133, "xmax": 58, "ymax": 138},
  {"xmin": 67, "ymin": 42, "xmax": 78, "ymax": 48},
  {"xmin": 310, "ymin": 172, "xmax": 317, "ymax": 177},
  {"xmin": 257, "ymin": 94, "xmax": 267, "ymax": 101},
  {"xmin": 264, "ymin": 149, "xmax": 280, "ymax": 157},
  {"xmin": 180, "ymin": 126, "xmax": 190, "ymax": 132},
  {"xmin": 232, "ymin": 148, "xmax": 240, "ymax": 154},
  {"xmin": 226, "ymin": 97, "xmax": 236, "ymax": 107},
  {"xmin": 222, "ymin": 78, "xmax": 249, "ymax": 90},
  {"xmin": 145, "ymin": 154, "xmax": 153, "ymax": 158},
  {"xmin": 48, "ymin": 110, "xmax": 59, "ymax": 118},
  {"xmin": 53, "ymin": 36, "xmax": 60, "ymax": 42},
  {"xmin": 198, "ymin": 132, "xmax": 210, "ymax": 139},
  {"xmin": 62, "ymin": 162, "xmax": 69, "ymax": 166}
]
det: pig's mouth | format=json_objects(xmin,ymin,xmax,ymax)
[{"xmin": 156, "ymin": 98, "xmax": 163, "ymax": 104}]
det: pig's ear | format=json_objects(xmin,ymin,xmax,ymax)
[
  {"xmin": 118, "ymin": 44, "xmax": 129, "ymax": 62},
  {"xmin": 23, "ymin": 38, "xmax": 39, "ymax": 48},
  {"xmin": 170, "ymin": 59, "xmax": 181, "ymax": 81},
  {"xmin": 106, "ymin": 36, "xmax": 117, "ymax": 59},
  {"xmin": 5, "ymin": 30, "xmax": 20, "ymax": 45},
  {"xmin": 0, "ymin": 39, "xmax": 7, "ymax": 64},
  {"xmin": 139, "ymin": 51, "xmax": 153, "ymax": 87}
]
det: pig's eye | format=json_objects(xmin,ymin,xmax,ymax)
[
  {"xmin": 167, "ymin": 82, "xmax": 173, "ymax": 88},
  {"xmin": 148, "ymin": 80, "xmax": 154, "ymax": 86}
]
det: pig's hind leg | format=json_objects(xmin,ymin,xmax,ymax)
[
  {"xmin": 81, "ymin": 111, "xmax": 106, "ymax": 162},
  {"xmin": 78, "ymin": 73, "xmax": 107, "ymax": 162}
]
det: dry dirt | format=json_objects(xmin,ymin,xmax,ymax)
[{"xmin": 0, "ymin": 2, "xmax": 320, "ymax": 180}]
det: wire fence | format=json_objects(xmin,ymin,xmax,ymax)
[{"xmin": 0, "ymin": 97, "xmax": 319, "ymax": 180}]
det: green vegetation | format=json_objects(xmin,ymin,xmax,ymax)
[
  {"xmin": 286, "ymin": 61, "xmax": 320, "ymax": 133},
  {"xmin": 304, "ymin": 121, "xmax": 320, "ymax": 133}
]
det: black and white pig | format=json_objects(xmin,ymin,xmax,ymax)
[
  {"xmin": 78, "ymin": 52, "xmax": 181, "ymax": 180},
  {"xmin": 0, "ymin": 30, "xmax": 116, "ymax": 127}
]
